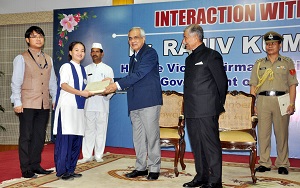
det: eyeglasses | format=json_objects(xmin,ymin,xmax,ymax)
[
  {"xmin": 128, "ymin": 36, "xmax": 142, "ymax": 41},
  {"xmin": 29, "ymin": 35, "xmax": 45, "ymax": 39}
]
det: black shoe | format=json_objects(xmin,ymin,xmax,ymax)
[
  {"xmin": 202, "ymin": 182, "xmax": 222, "ymax": 188},
  {"xmin": 278, "ymin": 167, "xmax": 288, "ymax": 175},
  {"xmin": 71, "ymin": 172, "xmax": 82, "ymax": 178},
  {"xmin": 147, "ymin": 172, "xmax": 159, "ymax": 180},
  {"xmin": 125, "ymin": 170, "xmax": 148, "ymax": 178},
  {"xmin": 183, "ymin": 179, "xmax": 207, "ymax": 187},
  {"xmin": 61, "ymin": 173, "xmax": 74, "ymax": 180},
  {"xmin": 22, "ymin": 170, "xmax": 37, "ymax": 178},
  {"xmin": 255, "ymin": 165, "xmax": 271, "ymax": 172},
  {"xmin": 32, "ymin": 167, "xmax": 53, "ymax": 175}
]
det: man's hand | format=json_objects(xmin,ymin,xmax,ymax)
[
  {"xmin": 14, "ymin": 106, "xmax": 23, "ymax": 113},
  {"xmin": 287, "ymin": 104, "xmax": 295, "ymax": 115},
  {"xmin": 103, "ymin": 83, "xmax": 117, "ymax": 95}
]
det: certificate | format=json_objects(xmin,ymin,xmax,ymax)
[
  {"xmin": 277, "ymin": 93, "xmax": 290, "ymax": 116},
  {"xmin": 85, "ymin": 80, "xmax": 110, "ymax": 94}
]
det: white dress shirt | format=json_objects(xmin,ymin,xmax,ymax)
[{"xmin": 85, "ymin": 62, "xmax": 114, "ymax": 112}]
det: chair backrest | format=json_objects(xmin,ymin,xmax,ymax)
[
  {"xmin": 159, "ymin": 91, "xmax": 184, "ymax": 128},
  {"xmin": 219, "ymin": 90, "xmax": 255, "ymax": 131}
]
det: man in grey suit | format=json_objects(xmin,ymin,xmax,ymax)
[
  {"xmin": 182, "ymin": 24, "xmax": 228, "ymax": 188},
  {"xmin": 103, "ymin": 27, "xmax": 162, "ymax": 180}
]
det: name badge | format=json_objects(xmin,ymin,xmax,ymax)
[{"xmin": 276, "ymin": 66, "xmax": 286, "ymax": 70}]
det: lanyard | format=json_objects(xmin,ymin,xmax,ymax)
[{"xmin": 27, "ymin": 49, "xmax": 48, "ymax": 69}]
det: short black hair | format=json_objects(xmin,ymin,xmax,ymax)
[{"xmin": 25, "ymin": 26, "xmax": 45, "ymax": 38}]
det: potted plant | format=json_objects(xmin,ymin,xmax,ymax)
[{"xmin": 0, "ymin": 71, "xmax": 6, "ymax": 131}]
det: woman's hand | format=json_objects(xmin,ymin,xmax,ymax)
[{"xmin": 80, "ymin": 90, "xmax": 93, "ymax": 98}]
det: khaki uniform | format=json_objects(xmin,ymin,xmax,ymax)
[{"xmin": 249, "ymin": 55, "xmax": 298, "ymax": 168}]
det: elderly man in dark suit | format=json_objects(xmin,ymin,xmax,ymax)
[
  {"xmin": 103, "ymin": 27, "xmax": 162, "ymax": 180},
  {"xmin": 182, "ymin": 24, "xmax": 228, "ymax": 188}
]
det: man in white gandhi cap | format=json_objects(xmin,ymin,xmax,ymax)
[{"xmin": 79, "ymin": 42, "xmax": 114, "ymax": 163}]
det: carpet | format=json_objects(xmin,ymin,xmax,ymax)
[{"xmin": 1, "ymin": 153, "xmax": 300, "ymax": 188}]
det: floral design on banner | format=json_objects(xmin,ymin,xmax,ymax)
[{"xmin": 56, "ymin": 12, "xmax": 97, "ymax": 61}]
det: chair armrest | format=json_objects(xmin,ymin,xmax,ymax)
[
  {"xmin": 178, "ymin": 114, "xmax": 185, "ymax": 137},
  {"xmin": 250, "ymin": 115, "xmax": 258, "ymax": 140},
  {"xmin": 251, "ymin": 115, "xmax": 258, "ymax": 129},
  {"xmin": 178, "ymin": 115, "xmax": 185, "ymax": 127},
  {"xmin": 251, "ymin": 115, "xmax": 258, "ymax": 122}
]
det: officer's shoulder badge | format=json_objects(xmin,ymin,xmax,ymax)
[
  {"xmin": 281, "ymin": 56, "xmax": 293, "ymax": 63},
  {"xmin": 256, "ymin": 58, "xmax": 264, "ymax": 64}
]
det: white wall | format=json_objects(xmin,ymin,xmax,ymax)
[{"xmin": 0, "ymin": 0, "xmax": 183, "ymax": 14}]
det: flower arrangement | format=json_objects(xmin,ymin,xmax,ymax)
[{"xmin": 56, "ymin": 12, "xmax": 97, "ymax": 61}]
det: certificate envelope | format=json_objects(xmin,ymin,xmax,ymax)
[
  {"xmin": 85, "ymin": 80, "xmax": 110, "ymax": 94},
  {"xmin": 277, "ymin": 93, "xmax": 290, "ymax": 116}
]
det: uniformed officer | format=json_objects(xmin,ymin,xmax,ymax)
[{"xmin": 249, "ymin": 31, "xmax": 298, "ymax": 175}]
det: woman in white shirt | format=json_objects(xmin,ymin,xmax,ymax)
[{"xmin": 53, "ymin": 41, "xmax": 92, "ymax": 181}]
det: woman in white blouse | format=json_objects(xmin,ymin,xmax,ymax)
[{"xmin": 53, "ymin": 41, "xmax": 92, "ymax": 181}]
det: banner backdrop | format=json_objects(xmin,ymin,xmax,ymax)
[{"xmin": 53, "ymin": 0, "xmax": 300, "ymax": 158}]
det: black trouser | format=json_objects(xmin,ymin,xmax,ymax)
[
  {"xmin": 18, "ymin": 108, "xmax": 50, "ymax": 172},
  {"xmin": 186, "ymin": 116, "xmax": 222, "ymax": 184}
]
